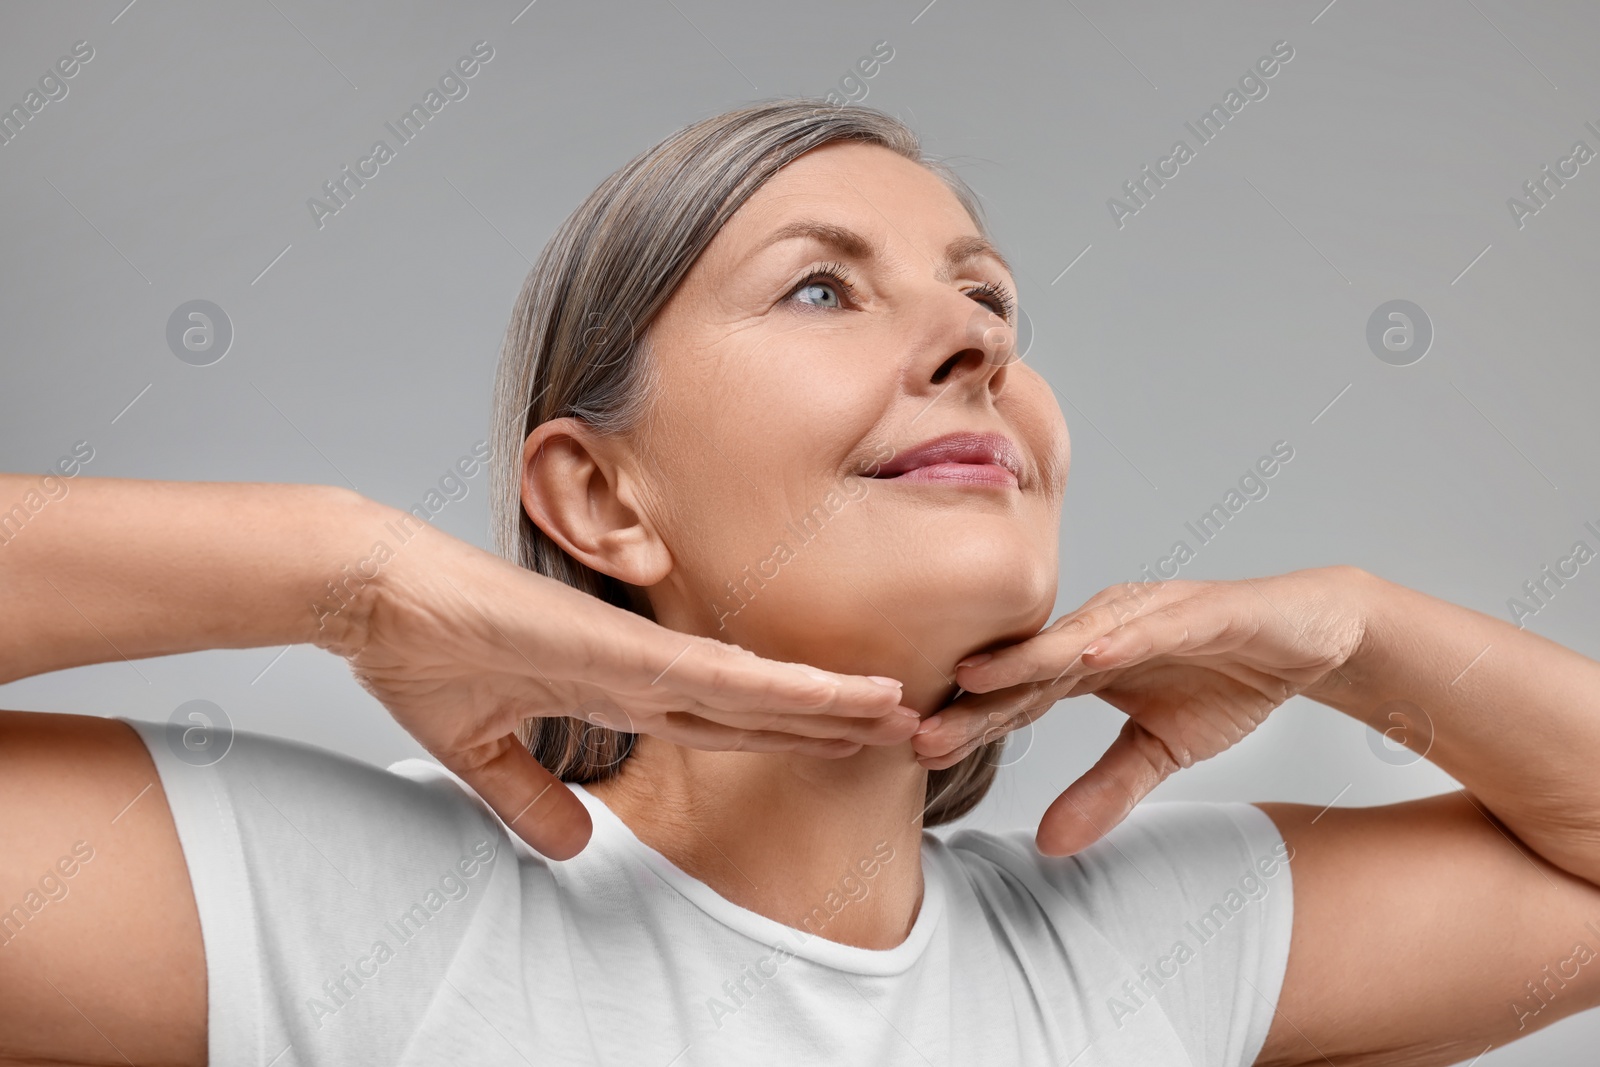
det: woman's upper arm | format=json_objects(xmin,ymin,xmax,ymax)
[
  {"xmin": 1253, "ymin": 791, "xmax": 1600, "ymax": 1067},
  {"xmin": 0, "ymin": 710, "xmax": 205, "ymax": 1066}
]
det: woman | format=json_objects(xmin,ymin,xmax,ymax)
[{"xmin": 3, "ymin": 99, "xmax": 1598, "ymax": 1066}]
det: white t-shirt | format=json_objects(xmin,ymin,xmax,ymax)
[{"xmin": 122, "ymin": 716, "xmax": 1293, "ymax": 1067}]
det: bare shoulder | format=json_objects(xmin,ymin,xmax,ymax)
[
  {"xmin": 0, "ymin": 710, "xmax": 205, "ymax": 1066},
  {"xmin": 1249, "ymin": 792, "xmax": 1600, "ymax": 1067}
]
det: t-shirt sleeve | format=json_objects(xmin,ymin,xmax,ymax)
[
  {"xmin": 120, "ymin": 716, "xmax": 517, "ymax": 1067},
  {"xmin": 962, "ymin": 800, "xmax": 1294, "ymax": 1067}
]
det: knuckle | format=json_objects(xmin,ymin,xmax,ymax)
[
  {"xmin": 796, "ymin": 679, "xmax": 838, "ymax": 710},
  {"xmin": 1052, "ymin": 611, "xmax": 1095, "ymax": 634},
  {"xmin": 1128, "ymin": 722, "xmax": 1189, "ymax": 775},
  {"xmin": 980, "ymin": 722, "xmax": 1011, "ymax": 745},
  {"xmin": 699, "ymin": 659, "xmax": 734, "ymax": 691},
  {"xmin": 701, "ymin": 635, "xmax": 747, "ymax": 656}
]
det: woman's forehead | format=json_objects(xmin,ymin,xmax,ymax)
[{"xmin": 703, "ymin": 145, "xmax": 995, "ymax": 278}]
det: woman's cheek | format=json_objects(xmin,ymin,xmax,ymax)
[{"xmin": 1006, "ymin": 378, "xmax": 1070, "ymax": 499}]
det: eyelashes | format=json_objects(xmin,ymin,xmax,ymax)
[
  {"xmin": 964, "ymin": 279, "xmax": 1017, "ymax": 322},
  {"xmin": 787, "ymin": 261, "xmax": 1017, "ymax": 322}
]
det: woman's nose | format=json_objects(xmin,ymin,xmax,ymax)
[{"xmin": 923, "ymin": 303, "xmax": 1015, "ymax": 395}]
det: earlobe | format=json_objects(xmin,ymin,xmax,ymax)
[{"xmin": 519, "ymin": 420, "xmax": 670, "ymax": 586}]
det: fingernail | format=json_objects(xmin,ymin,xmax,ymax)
[
  {"xmin": 868, "ymin": 675, "xmax": 904, "ymax": 688},
  {"xmin": 896, "ymin": 706, "xmax": 922, "ymax": 719},
  {"xmin": 914, "ymin": 714, "xmax": 942, "ymax": 734},
  {"xmin": 956, "ymin": 653, "xmax": 992, "ymax": 669},
  {"xmin": 1081, "ymin": 643, "xmax": 1103, "ymax": 657}
]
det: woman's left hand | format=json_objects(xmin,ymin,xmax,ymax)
[{"xmin": 911, "ymin": 565, "xmax": 1373, "ymax": 855}]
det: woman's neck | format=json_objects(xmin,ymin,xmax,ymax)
[{"xmin": 585, "ymin": 726, "xmax": 935, "ymax": 952}]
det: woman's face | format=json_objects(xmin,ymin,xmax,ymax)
[{"xmin": 627, "ymin": 141, "xmax": 1070, "ymax": 700}]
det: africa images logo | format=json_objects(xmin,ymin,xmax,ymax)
[{"xmin": 1106, "ymin": 839, "xmax": 1292, "ymax": 1029}]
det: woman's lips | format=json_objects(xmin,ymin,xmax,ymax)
[
  {"xmin": 869, "ymin": 431, "xmax": 1023, "ymax": 488},
  {"xmin": 883, "ymin": 461, "xmax": 1019, "ymax": 487}
]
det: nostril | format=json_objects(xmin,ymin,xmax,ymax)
[{"xmin": 930, "ymin": 352, "xmax": 965, "ymax": 384}]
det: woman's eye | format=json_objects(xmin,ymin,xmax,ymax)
[
  {"xmin": 787, "ymin": 263, "xmax": 856, "ymax": 311},
  {"xmin": 794, "ymin": 280, "xmax": 843, "ymax": 309}
]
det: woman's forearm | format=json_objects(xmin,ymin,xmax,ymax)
[
  {"xmin": 1309, "ymin": 567, "xmax": 1600, "ymax": 885},
  {"xmin": 0, "ymin": 475, "xmax": 390, "ymax": 684}
]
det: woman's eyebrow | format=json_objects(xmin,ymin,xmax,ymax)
[
  {"xmin": 751, "ymin": 219, "xmax": 1013, "ymax": 280},
  {"xmin": 943, "ymin": 234, "xmax": 1014, "ymax": 282}
]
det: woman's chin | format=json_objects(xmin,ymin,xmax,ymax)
[
  {"xmin": 673, "ymin": 540, "xmax": 1057, "ymax": 685},
  {"xmin": 709, "ymin": 589, "xmax": 1052, "ymax": 698}
]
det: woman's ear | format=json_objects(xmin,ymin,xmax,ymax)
[{"xmin": 520, "ymin": 418, "xmax": 671, "ymax": 586}]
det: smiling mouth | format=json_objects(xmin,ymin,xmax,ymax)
[{"xmin": 867, "ymin": 431, "xmax": 1022, "ymax": 488}]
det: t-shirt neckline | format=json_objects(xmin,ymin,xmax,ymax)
[{"xmin": 568, "ymin": 781, "xmax": 945, "ymax": 977}]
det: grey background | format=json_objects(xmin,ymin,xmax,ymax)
[{"xmin": 3, "ymin": 0, "xmax": 1598, "ymax": 1061}]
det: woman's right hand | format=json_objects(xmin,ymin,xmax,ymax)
[{"xmin": 322, "ymin": 504, "xmax": 919, "ymax": 859}]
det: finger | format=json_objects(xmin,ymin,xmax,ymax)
[
  {"xmin": 636, "ymin": 631, "xmax": 907, "ymax": 719},
  {"xmin": 960, "ymin": 585, "xmax": 1222, "ymax": 694},
  {"xmin": 1035, "ymin": 719, "xmax": 1181, "ymax": 856},
  {"xmin": 443, "ymin": 735, "xmax": 593, "ymax": 860},
  {"xmin": 1071, "ymin": 598, "xmax": 1242, "ymax": 674},
  {"xmin": 669, "ymin": 703, "xmax": 923, "ymax": 744},
  {"xmin": 649, "ymin": 715, "xmax": 872, "ymax": 758},
  {"xmin": 913, "ymin": 702, "xmax": 1051, "ymax": 770},
  {"xmin": 909, "ymin": 689, "xmax": 1054, "ymax": 766},
  {"xmin": 955, "ymin": 582, "xmax": 1193, "ymax": 693},
  {"xmin": 571, "ymin": 693, "xmax": 920, "ymax": 745}
]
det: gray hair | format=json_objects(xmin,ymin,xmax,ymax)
[{"xmin": 488, "ymin": 97, "xmax": 1005, "ymax": 826}]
